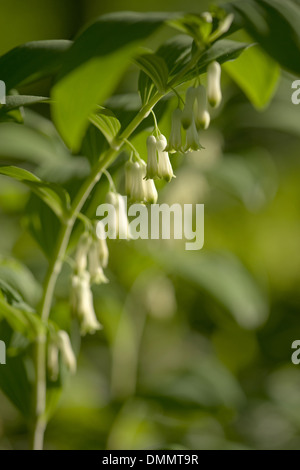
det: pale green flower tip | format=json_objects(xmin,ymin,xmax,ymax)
[
  {"xmin": 209, "ymin": 95, "xmax": 222, "ymax": 109},
  {"xmin": 90, "ymin": 268, "xmax": 109, "ymax": 285},
  {"xmin": 145, "ymin": 169, "xmax": 159, "ymax": 180},
  {"xmin": 80, "ymin": 319, "xmax": 103, "ymax": 336},
  {"xmin": 163, "ymin": 172, "xmax": 176, "ymax": 183},
  {"xmin": 195, "ymin": 110, "xmax": 210, "ymax": 131},
  {"xmin": 181, "ymin": 117, "xmax": 192, "ymax": 130},
  {"xmin": 157, "ymin": 150, "xmax": 175, "ymax": 182}
]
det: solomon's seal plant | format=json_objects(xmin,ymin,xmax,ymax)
[{"xmin": 0, "ymin": 0, "xmax": 296, "ymax": 449}]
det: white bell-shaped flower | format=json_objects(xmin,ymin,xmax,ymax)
[
  {"xmin": 95, "ymin": 221, "xmax": 109, "ymax": 269},
  {"xmin": 207, "ymin": 61, "xmax": 222, "ymax": 108},
  {"xmin": 130, "ymin": 161, "xmax": 147, "ymax": 202},
  {"xmin": 166, "ymin": 108, "xmax": 183, "ymax": 153},
  {"xmin": 182, "ymin": 87, "xmax": 197, "ymax": 129},
  {"xmin": 75, "ymin": 233, "xmax": 90, "ymax": 273},
  {"xmin": 157, "ymin": 150, "xmax": 175, "ymax": 182},
  {"xmin": 195, "ymin": 85, "xmax": 210, "ymax": 130},
  {"xmin": 88, "ymin": 242, "xmax": 109, "ymax": 285},
  {"xmin": 72, "ymin": 271, "xmax": 102, "ymax": 335},
  {"xmin": 47, "ymin": 341, "xmax": 59, "ymax": 381},
  {"xmin": 144, "ymin": 178, "xmax": 158, "ymax": 204},
  {"xmin": 57, "ymin": 331, "xmax": 77, "ymax": 374},
  {"xmin": 106, "ymin": 192, "xmax": 131, "ymax": 239},
  {"xmin": 201, "ymin": 12, "xmax": 213, "ymax": 23},
  {"xmin": 185, "ymin": 117, "xmax": 204, "ymax": 152},
  {"xmin": 146, "ymin": 135, "xmax": 158, "ymax": 179}
]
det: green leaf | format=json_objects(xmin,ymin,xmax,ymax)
[
  {"xmin": 81, "ymin": 124, "xmax": 108, "ymax": 166},
  {"xmin": 89, "ymin": 106, "xmax": 121, "ymax": 147},
  {"xmin": 207, "ymin": 151, "xmax": 277, "ymax": 211},
  {"xmin": 0, "ymin": 122, "xmax": 70, "ymax": 165},
  {"xmin": 226, "ymin": 0, "xmax": 300, "ymax": 74},
  {"xmin": 0, "ymin": 290, "xmax": 33, "ymax": 333},
  {"xmin": 0, "ymin": 166, "xmax": 70, "ymax": 219},
  {"xmin": 0, "ymin": 352, "xmax": 32, "ymax": 418},
  {"xmin": 223, "ymin": 45, "xmax": 280, "ymax": 109},
  {"xmin": 0, "ymin": 257, "xmax": 42, "ymax": 307},
  {"xmin": 155, "ymin": 35, "xmax": 193, "ymax": 77},
  {"xmin": 0, "ymin": 40, "xmax": 72, "ymax": 90},
  {"xmin": 0, "ymin": 294, "xmax": 43, "ymax": 339},
  {"xmin": 52, "ymin": 12, "xmax": 171, "ymax": 151},
  {"xmin": 152, "ymin": 36, "xmax": 251, "ymax": 88},
  {"xmin": 136, "ymin": 53, "xmax": 169, "ymax": 104},
  {"xmin": 168, "ymin": 13, "xmax": 213, "ymax": 43},
  {"xmin": 0, "ymin": 95, "xmax": 49, "ymax": 116},
  {"xmin": 185, "ymin": 39, "xmax": 251, "ymax": 83},
  {"xmin": 25, "ymin": 196, "xmax": 61, "ymax": 259}
]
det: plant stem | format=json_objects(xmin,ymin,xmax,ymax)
[
  {"xmin": 31, "ymin": 43, "xmax": 206, "ymax": 449},
  {"xmin": 31, "ymin": 92, "xmax": 163, "ymax": 450}
]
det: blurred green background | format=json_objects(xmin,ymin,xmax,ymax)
[{"xmin": 1, "ymin": 0, "xmax": 300, "ymax": 450}]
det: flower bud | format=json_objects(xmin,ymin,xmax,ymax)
[
  {"xmin": 182, "ymin": 87, "xmax": 197, "ymax": 129},
  {"xmin": 207, "ymin": 61, "xmax": 222, "ymax": 108},
  {"xmin": 195, "ymin": 85, "xmax": 210, "ymax": 130},
  {"xmin": 217, "ymin": 13, "xmax": 234, "ymax": 37},
  {"xmin": 57, "ymin": 331, "xmax": 77, "ymax": 374},
  {"xmin": 146, "ymin": 135, "xmax": 158, "ymax": 179},
  {"xmin": 201, "ymin": 12, "xmax": 213, "ymax": 23},
  {"xmin": 75, "ymin": 233, "xmax": 90, "ymax": 273},
  {"xmin": 201, "ymin": 110, "xmax": 210, "ymax": 130},
  {"xmin": 47, "ymin": 341, "xmax": 59, "ymax": 381},
  {"xmin": 95, "ymin": 221, "xmax": 109, "ymax": 269},
  {"xmin": 88, "ymin": 242, "xmax": 109, "ymax": 285},
  {"xmin": 72, "ymin": 271, "xmax": 102, "ymax": 335},
  {"xmin": 167, "ymin": 108, "xmax": 183, "ymax": 153}
]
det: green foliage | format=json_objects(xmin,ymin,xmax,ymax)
[
  {"xmin": 0, "ymin": 0, "xmax": 299, "ymax": 450},
  {"xmin": 224, "ymin": 45, "xmax": 280, "ymax": 109},
  {"xmin": 0, "ymin": 166, "xmax": 70, "ymax": 219},
  {"xmin": 226, "ymin": 0, "xmax": 300, "ymax": 74},
  {"xmin": 52, "ymin": 12, "xmax": 172, "ymax": 151},
  {"xmin": 0, "ymin": 40, "xmax": 71, "ymax": 90}
]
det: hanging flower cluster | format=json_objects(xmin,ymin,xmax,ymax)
[
  {"xmin": 125, "ymin": 160, "xmax": 158, "ymax": 204},
  {"xmin": 167, "ymin": 60, "xmax": 222, "ymax": 154},
  {"xmin": 68, "ymin": 60, "xmax": 223, "ymax": 352},
  {"xmin": 71, "ymin": 230, "xmax": 108, "ymax": 336},
  {"xmin": 145, "ymin": 134, "xmax": 175, "ymax": 182},
  {"xmin": 47, "ymin": 330, "xmax": 77, "ymax": 381},
  {"xmin": 105, "ymin": 191, "xmax": 132, "ymax": 237}
]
